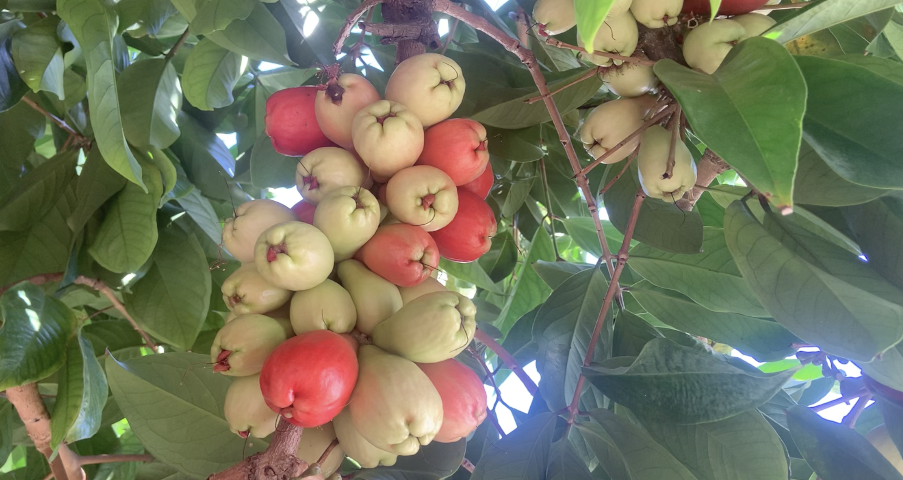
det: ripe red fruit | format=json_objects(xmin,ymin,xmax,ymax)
[
  {"xmin": 291, "ymin": 200, "xmax": 317, "ymax": 224},
  {"xmin": 417, "ymin": 119, "xmax": 489, "ymax": 185},
  {"xmin": 259, "ymin": 330, "xmax": 359, "ymax": 428},
  {"xmin": 430, "ymin": 189, "xmax": 496, "ymax": 263},
  {"xmin": 355, "ymin": 223, "xmax": 440, "ymax": 287},
  {"xmin": 418, "ymin": 360, "xmax": 488, "ymax": 443},
  {"xmin": 459, "ymin": 163, "xmax": 493, "ymax": 199},
  {"xmin": 681, "ymin": 0, "xmax": 768, "ymax": 15},
  {"xmin": 265, "ymin": 87, "xmax": 336, "ymax": 156}
]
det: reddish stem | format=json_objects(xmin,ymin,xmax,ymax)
[{"xmin": 474, "ymin": 328, "xmax": 538, "ymax": 395}]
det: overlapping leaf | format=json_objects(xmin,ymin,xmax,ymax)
[
  {"xmin": 119, "ymin": 58, "xmax": 182, "ymax": 149},
  {"xmin": 50, "ymin": 332, "xmax": 107, "ymax": 449}
]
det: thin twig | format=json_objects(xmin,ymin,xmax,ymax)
[
  {"xmin": 664, "ymin": 105, "xmax": 681, "ymax": 179},
  {"xmin": 474, "ymin": 328, "xmax": 538, "ymax": 395},
  {"xmin": 78, "ymin": 454, "xmax": 155, "ymax": 466},
  {"xmin": 333, "ymin": 0, "xmax": 386, "ymax": 55},
  {"xmin": 525, "ymin": 67, "xmax": 601, "ymax": 104},
  {"xmin": 165, "ymin": 28, "xmax": 191, "ymax": 61},
  {"xmin": 757, "ymin": 1, "xmax": 812, "ymax": 10},
  {"xmin": 810, "ymin": 390, "xmax": 869, "ymax": 412},
  {"xmin": 842, "ymin": 394, "xmax": 872, "ymax": 428},
  {"xmin": 20, "ymin": 96, "xmax": 79, "ymax": 137},
  {"xmin": 461, "ymin": 458, "xmax": 476, "ymax": 473},
  {"xmin": 579, "ymin": 104, "xmax": 676, "ymax": 177},
  {"xmin": 316, "ymin": 439, "xmax": 340, "ymax": 465},
  {"xmin": 543, "ymin": 37, "xmax": 657, "ymax": 66},
  {"xmin": 598, "ymin": 147, "xmax": 639, "ymax": 195},
  {"xmin": 473, "ymin": 348, "xmax": 517, "ymax": 413},
  {"xmin": 538, "ymin": 157, "xmax": 563, "ymax": 261},
  {"xmin": 486, "ymin": 407, "xmax": 506, "ymax": 437},
  {"xmin": 440, "ymin": 18, "xmax": 459, "ymax": 54}
]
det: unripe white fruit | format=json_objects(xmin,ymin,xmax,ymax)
[
  {"xmin": 290, "ymin": 279, "xmax": 357, "ymax": 335},
  {"xmin": 398, "ymin": 276, "xmax": 447, "ymax": 305},
  {"xmin": 295, "ymin": 422, "xmax": 345, "ymax": 476},
  {"xmin": 577, "ymin": 12, "xmax": 639, "ymax": 66},
  {"xmin": 579, "ymin": 96, "xmax": 656, "ymax": 164},
  {"xmin": 682, "ymin": 19, "xmax": 747, "ymax": 74},
  {"xmin": 315, "ymin": 74, "xmax": 381, "ymax": 149},
  {"xmin": 733, "ymin": 13, "xmax": 777, "ymax": 40},
  {"xmin": 313, "ymin": 186, "xmax": 381, "ymax": 260},
  {"xmin": 295, "ymin": 147, "xmax": 365, "ymax": 205},
  {"xmin": 222, "ymin": 200, "xmax": 296, "ymax": 263},
  {"xmin": 333, "ymin": 409, "xmax": 397, "ymax": 468},
  {"xmin": 533, "ymin": 0, "xmax": 576, "ymax": 35},
  {"xmin": 253, "ymin": 221, "xmax": 334, "ymax": 291},
  {"xmin": 637, "ymin": 125, "xmax": 697, "ymax": 200},
  {"xmin": 630, "ymin": 0, "xmax": 681, "ymax": 29},
  {"xmin": 602, "ymin": 63, "xmax": 659, "ymax": 98},
  {"xmin": 384, "ymin": 53, "xmax": 465, "ymax": 127},
  {"xmin": 221, "ymin": 263, "xmax": 291, "ymax": 315},
  {"xmin": 224, "ymin": 374, "xmax": 279, "ymax": 438},
  {"xmin": 351, "ymin": 100, "xmax": 425, "ymax": 183},
  {"xmin": 336, "ymin": 259, "xmax": 402, "ymax": 335}
]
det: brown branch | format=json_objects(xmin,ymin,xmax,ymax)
[
  {"xmin": 6, "ymin": 384, "xmax": 83, "ymax": 480},
  {"xmin": 361, "ymin": 22, "xmax": 441, "ymax": 49},
  {"xmin": 514, "ymin": 7, "xmax": 529, "ymax": 47},
  {"xmin": 567, "ymin": 189, "xmax": 645, "ymax": 425},
  {"xmin": 473, "ymin": 328, "xmax": 538, "ymax": 395},
  {"xmin": 843, "ymin": 394, "xmax": 872, "ymax": 428},
  {"xmin": 485, "ymin": 407, "xmax": 506, "ymax": 437},
  {"xmin": 78, "ymin": 454, "xmax": 155, "ymax": 466},
  {"xmin": 440, "ymin": 18, "xmax": 458, "ymax": 54},
  {"xmin": 333, "ymin": 0, "xmax": 386, "ymax": 55},
  {"xmin": 208, "ymin": 420, "xmax": 316, "ymax": 480},
  {"xmin": 525, "ymin": 67, "xmax": 601, "ymax": 105},
  {"xmin": 316, "ymin": 439, "xmax": 340, "ymax": 466},
  {"xmin": 543, "ymin": 37, "xmax": 657, "ymax": 66},
  {"xmin": 21, "ymin": 96, "xmax": 80, "ymax": 138},
  {"xmin": 165, "ymin": 28, "xmax": 191, "ymax": 61},
  {"xmin": 579, "ymin": 103, "xmax": 677, "ymax": 177},
  {"xmin": 675, "ymin": 149, "xmax": 730, "ymax": 211}
]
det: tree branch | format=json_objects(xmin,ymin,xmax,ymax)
[
  {"xmin": 21, "ymin": 96, "xmax": 81, "ymax": 139},
  {"xmin": 333, "ymin": 0, "xmax": 387, "ymax": 55},
  {"xmin": 473, "ymin": 328, "xmax": 538, "ymax": 396},
  {"xmin": 843, "ymin": 393, "xmax": 872, "ymax": 428},
  {"xmin": 165, "ymin": 28, "xmax": 191, "ymax": 61},
  {"xmin": 208, "ymin": 420, "xmax": 317, "ymax": 480},
  {"xmin": 78, "ymin": 454, "xmax": 155, "ymax": 466},
  {"xmin": 675, "ymin": 149, "xmax": 730, "ymax": 211},
  {"xmin": 6, "ymin": 384, "xmax": 83, "ymax": 480},
  {"xmin": 525, "ymin": 67, "xmax": 601, "ymax": 105},
  {"xmin": 810, "ymin": 390, "xmax": 869, "ymax": 412},
  {"xmin": 542, "ymin": 37, "xmax": 657, "ymax": 66}
]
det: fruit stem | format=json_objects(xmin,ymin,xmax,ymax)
[
  {"xmin": 664, "ymin": 105, "xmax": 682, "ymax": 180},
  {"xmin": 473, "ymin": 328, "xmax": 538, "ymax": 395},
  {"xmin": 542, "ymin": 37, "xmax": 657, "ymax": 66},
  {"xmin": 316, "ymin": 439, "xmax": 340, "ymax": 465}
]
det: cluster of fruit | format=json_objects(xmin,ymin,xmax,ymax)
[
  {"xmin": 208, "ymin": 53, "xmax": 494, "ymax": 475},
  {"xmin": 535, "ymin": 0, "xmax": 778, "ymax": 199}
]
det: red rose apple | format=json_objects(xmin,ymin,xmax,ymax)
[
  {"xmin": 259, "ymin": 330, "xmax": 359, "ymax": 428},
  {"xmin": 355, "ymin": 223, "xmax": 440, "ymax": 287},
  {"xmin": 417, "ymin": 119, "xmax": 489, "ymax": 185},
  {"xmin": 682, "ymin": 0, "xmax": 769, "ymax": 15},
  {"xmin": 418, "ymin": 359, "xmax": 488, "ymax": 443},
  {"xmin": 291, "ymin": 200, "xmax": 317, "ymax": 224},
  {"xmin": 459, "ymin": 163, "xmax": 493, "ymax": 199},
  {"xmin": 265, "ymin": 87, "xmax": 336, "ymax": 156},
  {"xmin": 430, "ymin": 189, "xmax": 496, "ymax": 262}
]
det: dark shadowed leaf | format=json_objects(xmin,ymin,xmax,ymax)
[
  {"xmin": 793, "ymin": 141, "xmax": 888, "ymax": 206},
  {"xmin": 355, "ymin": 439, "xmax": 466, "ymax": 480},
  {"xmin": 767, "ymin": 0, "xmax": 903, "ymax": 44},
  {"xmin": 532, "ymin": 260, "xmax": 593, "ymax": 290},
  {"xmin": 10, "ymin": 16, "xmax": 64, "ymax": 99},
  {"xmin": 249, "ymin": 133, "xmax": 296, "ymax": 189},
  {"xmin": 496, "ymin": 226, "xmax": 555, "ymax": 334},
  {"xmin": 67, "ymin": 149, "xmax": 127, "ymax": 235},
  {"xmin": 843, "ymin": 196, "xmax": 903, "ymax": 291},
  {"xmin": 547, "ymin": 438, "xmax": 593, "ymax": 480},
  {"xmin": 0, "ymin": 150, "xmax": 77, "ymax": 232},
  {"xmin": 471, "ymin": 412, "xmax": 556, "ymax": 480}
]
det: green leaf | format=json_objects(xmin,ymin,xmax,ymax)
[
  {"xmin": 0, "ymin": 282, "xmax": 76, "ymax": 390},
  {"xmin": 0, "ymin": 97, "xmax": 44, "ymax": 191},
  {"xmin": 483, "ymin": 126, "xmax": 544, "ymax": 162},
  {"xmin": 787, "ymin": 404, "xmax": 903, "ymax": 480},
  {"xmin": 532, "ymin": 260, "xmax": 593, "ymax": 290},
  {"xmin": 574, "ymin": 0, "xmax": 616, "ymax": 55},
  {"xmin": 0, "ymin": 150, "xmax": 77, "ymax": 232},
  {"xmin": 876, "ymin": 394, "xmax": 903, "ymax": 457},
  {"xmin": 724, "ymin": 200, "xmax": 903, "ymax": 362},
  {"xmin": 547, "ymin": 438, "xmax": 593, "ymax": 480},
  {"xmin": 124, "ymin": 228, "xmax": 211, "ymax": 350},
  {"xmin": 169, "ymin": 112, "xmax": 235, "ymax": 201},
  {"xmin": 190, "ymin": 0, "xmax": 257, "ymax": 35},
  {"xmin": 87, "ymin": 165, "xmax": 162, "ymax": 273},
  {"xmin": 0, "ymin": 21, "xmax": 30, "ymax": 112},
  {"xmin": 655, "ymin": 38, "xmax": 807, "ymax": 210},
  {"xmin": 497, "ymin": 226, "xmax": 556, "ymax": 334},
  {"xmin": 843, "ymin": 196, "xmax": 903, "ymax": 291},
  {"xmin": 106, "ymin": 352, "xmax": 267, "ymax": 478},
  {"xmin": 58, "ymin": 0, "xmax": 146, "ymax": 190},
  {"xmin": 249, "ymin": 133, "xmax": 296, "ymax": 189},
  {"xmin": 583, "ymin": 338, "xmax": 797, "ymax": 424},
  {"xmin": 439, "ymin": 258, "xmax": 503, "ymax": 295},
  {"xmin": 116, "ymin": 0, "xmax": 176, "ymax": 36},
  {"xmin": 639, "ymin": 409, "xmax": 788, "ymax": 480},
  {"xmin": 471, "ymin": 412, "xmax": 557, "ymax": 480},
  {"xmin": 797, "ymin": 55, "xmax": 903, "ymax": 189},
  {"xmin": 181, "ymin": 38, "xmax": 242, "ymax": 111},
  {"xmin": 502, "ymin": 176, "xmax": 536, "ymax": 218},
  {"xmin": 67, "ymin": 148, "xmax": 127, "ymax": 234},
  {"xmin": 793, "ymin": 141, "xmax": 889, "ymax": 207},
  {"xmin": 602, "ymin": 161, "xmax": 704, "ymax": 254},
  {"xmin": 11, "ymin": 17, "xmax": 65, "ymax": 99},
  {"xmin": 119, "ymin": 58, "xmax": 181, "ymax": 149},
  {"xmin": 175, "ymin": 188, "xmax": 223, "ymax": 246},
  {"xmin": 82, "ymin": 319, "xmax": 144, "ymax": 357},
  {"xmin": 628, "ymin": 227, "xmax": 768, "ymax": 317},
  {"xmin": 535, "ymin": 267, "xmax": 611, "ymax": 412},
  {"xmin": 479, "ymin": 231, "xmax": 518, "ymax": 283},
  {"xmin": 559, "ymin": 218, "xmax": 625, "ymax": 260},
  {"xmin": 577, "ymin": 408, "xmax": 696, "ymax": 480},
  {"xmin": 860, "ymin": 344, "xmax": 903, "ymax": 393},
  {"xmin": 630, "ymin": 281, "xmax": 797, "ymax": 362},
  {"xmin": 50, "ymin": 332, "xmax": 107, "ymax": 449},
  {"xmin": 355, "ymin": 439, "xmax": 466, "ymax": 480},
  {"xmin": 766, "ymin": 0, "xmax": 903, "ymax": 44}
]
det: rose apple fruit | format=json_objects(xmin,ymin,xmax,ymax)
[
  {"xmin": 313, "ymin": 186, "xmax": 381, "ymax": 261},
  {"xmin": 398, "ymin": 276, "xmax": 446, "ymax": 305},
  {"xmin": 290, "ymin": 279, "xmax": 357, "ymax": 334},
  {"xmin": 266, "ymin": 87, "xmax": 335, "ymax": 156},
  {"xmin": 601, "ymin": 63, "xmax": 659, "ymax": 98},
  {"xmin": 430, "ymin": 188, "xmax": 496, "ymax": 263},
  {"xmin": 296, "ymin": 147, "xmax": 366, "ymax": 205},
  {"xmin": 637, "ymin": 125, "xmax": 698, "ymax": 200},
  {"xmin": 579, "ymin": 96, "xmax": 656, "ymax": 164},
  {"xmin": 315, "ymin": 73, "xmax": 380, "ymax": 149},
  {"xmin": 682, "ymin": 19, "xmax": 747, "ymax": 74},
  {"xmin": 221, "ymin": 263, "xmax": 292, "ymax": 316},
  {"xmin": 224, "ymin": 374, "xmax": 279, "ymax": 438},
  {"xmin": 418, "ymin": 359, "xmax": 487, "ymax": 442},
  {"xmin": 222, "ymin": 199, "xmax": 296, "ymax": 263},
  {"xmin": 211, "ymin": 314, "xmax": 288, "ymax": 376},
  {"xmin": 351, "ymin": 100, "xmax": 424, "ymax": 182},
  {"xmin": 355, "ymin": 223, "xmax": 440, "ymax": 287},
  {"xmin": 259, "ymin": 330, "xmax": 359, "ymax": 428},
  {"xmin": 333, "ymin": 409, "xmax": 398, "ymax": 467},
  {"xmin": 460, "ymin": 162, "xmax": 493, "ymax": 199},
  {"xmin": 532, "ymin": 0, "xmax": 575, "ymax": 35},
  {"xmin": 386, "ymin": 166, "xmax": 459, "ymax": 231},
  {"xmin": 866, "ymin": 425, "xmax": 903, "ymax": 474},
  {"xmin": 417, "ymin": 119, "xmax": 489, "ymax": 185},
  {"xmin": 348, "ymin": 346, "xmax": 443, "ymax": 455},
  {"xmin": 630, "ymin": 0, "xmax": 681, "ymax": 29},
  {"xmin": 336, "ymin": 259, "xmax": 403, "ymax": 334},
  {"xmin": 254, "ymin": 221, "xmax": 334, "ymax": 291},
  {"xmin": 384, "ymin": 53, "xmax": 465, "ymax": 127},
  {"xmin": 291, "ymin": 200, "xmax": 317, "ymax": 224},
  {"xmin": 682, "ymin": 0, "xmax": 769, "ymax": 15},
  {"xmin": 577, "ymin": 12, "xmax": 638, "ymax": 66},
  {"xmin": 295, "ymin": 422, "xmax": 345, "ymax": 476},
  {"xmin": 371, "ymin": 291, "xmax": 476, "ymax": 363},
  {"xmin": 733, "ymin": 13, "xmax": 777, "ymax": 39}
]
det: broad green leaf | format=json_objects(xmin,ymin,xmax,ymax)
[
  {"xmin": 0, "ymin": 403, "xmax": 15, "ymax": 468},
  {"xmin": 116, "ymin": 0, "xmax": 176, "ymax": 36},
  {"xmin": 547, "ymin": 438, "xmax": 593, "ymax": 480},
  {"xmin": 471, "ymin": 412, "xmax": 556, "ymax": 480},
  {"xmin": 876, "ymin": 395, "xmax": 903, "ymax": 457},
  {"xmin": 611, "ymin": 310, "xmax": 662, "ymax": 358},
  {"xmin": 639, "ymin": 409, "xmax": 788, "ymax": 480},
  {"xmin": 787, "ymin": 405, "xmax": 903, "ymax": 480},
  {"xmin": 190, "ymin": 0, "xmax": 257, "ymax": 35},
  {"xmin": 124, "ymin": 228, "xmax": 211, "ymax": 350},
  {"xmin": 483, "ymin": 126, "xmax": 544, "ymax": 162},
  {"xmin": 502, "ymin": 176, "xmax": 536, "ymax": 218},
  {"xmin": 724, "ymin": 200, "xmax": 903, "ymax": 362},
  {"xmin": 656, "ymin": 38, "xmax": 807, "ymax": 210},
  {"xmin": 630, "ymin": 281, "xmax": 797, "ymax": 362},
  {"xmin": 106, "ymin": 353, "xmax": 267, "ymax": 478},
  {"xmin": 169, "ymin": 113, "xmax": 235, "ymax": 201},
  {"xmin": 145, "ymin": 147, "xmax": 177, "ymax": 202},
  {"xmin": 794, "ymin": 141, "xmax": 888, "ymax": 206},
  {"xmin": 249, "ymin": 133, "xmax": 296, "ymax": 189},
  {"xmin": 50, "ymin": 332, "xmax": 107, "ymax": 449},
  {"xmin": 532, "ymin": 260, "xmax": 593, "ymax": 290},
  {"xmin": 0, "ymin": 282, "xmax": 76, "ymax": 390},
  {"xmin": 860, "ymin": 344, "xmax": 903, "ymax": 393},
  {"xmin": 497, "ymin": 226, "xmax": 556, "ymax": 334},
  {"xmin": 574, "ymin": 0, "xmax": 616, "ymax": 55},
  {"xmin": 843, "ymin": 196, "xmax": 903, "ymax": 292},
  {"xmin": 181, "ymin": 38, "xmax": 242, "ymax": 111},
  {"xmin": 0, "ymin": 97, "xmax": 44, "ymax": 191},
  {"xmin": 0, "ymin": 21, "xmax": 30, "ymax": 111},
  {"xmin": 559, "ymin": 217, "xmax": 626, "ymax": 259},
  {"xmin": 578, "ymin": 408, "xmax": 697, "ymax": 480},
  {"xmin": 479, "ymin": 231, "xmax": 518, "ymax": 283},
  {"xmin": 11, "ymin": 16, "xmax": 64, "ymax": 99},
  {"xmin": 67, "ymin": 149, "xmax": 127, "ymax": 234},
  {"xmin": 0, "ymin": 150, "xmax": 77, "ymax": 232},
  {"xmin": 58, "ymin": 0, "xmax": 146, "ymax": 189},
  {"xmin": 797, "ymin": 55, "xmax": 903, "ymax": 189},
  {"xmin": 82, "ymin": 319, "xmax": 144, "ymax": 357},
  {"xmin": 439, "ymin": 258, "xmax": 503, "ymax": 295},
  {"xmin": 135, "ymin": 462, "xmax": 197, "ymax": 480},
  {"xmin": 602, "ymin": 161, "xmax": 704, "ymax": 254},
  {"xmin": 583, "ymin": 338, "xmax": 797, "ymax": 424},
  {"xmin": 535, "ymin": 267, "xmax": 612, "ymax": 411},
  {"xmin": 766, "ymin": 0, "xmax": 903, "ymax": 44},
  {"xmin": 87, "ymin": 165, "xmax": 162, "ymax": 273},
  {"xmin": 175, "ymin": 188, "xmax": 223, "ymax": 246},
  {"xmin": 119, "ymin": 58, "xmax": 181, "ymax": 149},
  {"xmin": 628, "ymin": 227, "xmax": 768, "ymax": 317},
  {"xmin": 355, "ymin": 439, "xmax": 466, "ymax": 480}
]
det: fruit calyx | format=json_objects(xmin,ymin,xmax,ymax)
[
  {"xmin": 266, "ymin": 242, "xmax": 288, "ymax": 262},
  {"xmin": 227, "ymin": 294, "xmax": 242, "ymax": 308},
  {"xmin": 302, "ymin": 175, "xmax": 320, "ymax": 191},
  {"xmin": 420, "ymin": 194, "xmax": 436, "ymax": 211},
  {"xmin": 375, "ymin": 113, "xmax": 397, "ymax": 125},
  {"xmin": 476, "ymin": 139, "xmax": 488, "ymax": 152},
  {"xmin": 214, "ymin": 349, "xmax": 232, "ymax": 372},
  {"xmin": 352, "ymin": 192, "xmax": 366, "ymax": 210},
  {"xmin": 237, "ymin": 430, "xmax": 250, "ymax": 439},
  {"xmin": 326, "ymin": 82, "xmax": 345, "ymax": 105}
]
